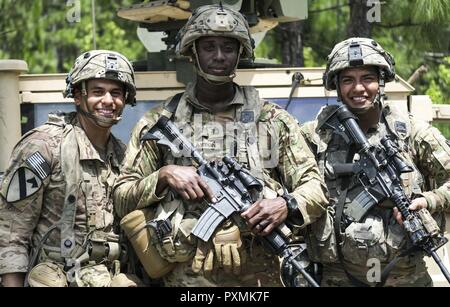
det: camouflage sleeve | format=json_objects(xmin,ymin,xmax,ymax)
[
  {"xmin": 411, "ymin": 118, "xmax": 450, "ymax": 213},
  {"xmin": 113, "ymin": 110, "xmax": 166, "ymax": 218},
  {"xmin": 267, "ymin": 106, "xmax": 329, "ymax": 227},
  {"xmin": 299, "ymin": 120, "xmax": 319, "ymax": 154},
  {"xmin": 0, "ymin": 131, "xmax": 55, "ymax": 275}
]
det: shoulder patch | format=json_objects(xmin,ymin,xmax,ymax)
[
  {"xmin": 6, "ymin": 167, "xmax": 43, "ymax": 203},
  {"xmin": 25, "ymin": 152, "xmax": 50, "ymax": 180}
]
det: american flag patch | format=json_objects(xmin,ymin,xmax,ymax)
[{"xmin": 25, "ymin": 152, "xmax": 50, "ymax": 180}]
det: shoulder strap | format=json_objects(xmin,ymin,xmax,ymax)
[
  {"xmin": 162, "ymin": 93, "xmax": 183, "ymax": 119},
  {"xmin": 334, "ymin": 187, "xmax": 371, "ymax": 287},
  {"xmin": 237, "ymin": 87, "xmax": 264, "ymax": 180},
  {"xmin": 332, "ymin": 146, "xmax": 373, "ymax": 287},
  {"xmin": 46, "ymin": 112, "xmax": 74, "ymax": 127},
  {"xmin": 60, "ymin": 125, "xmax": 81, "ymax": 259},
  {"xmin": 140, "ymin": 93, "xmax": 184, "ymax": 143}
]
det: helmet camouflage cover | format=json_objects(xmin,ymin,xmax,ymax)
[
  {"xmin": 176, "ymin": 4, "xmax": 254, "ymax": 61},
  {"xmin": 64, "ymin": 50, "xmax": 136, "ymax": 105},
  {"xmin": 323, "ymin": 37, "xmax": 396, "ymax": 90}
]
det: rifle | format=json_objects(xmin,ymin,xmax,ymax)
[
  {"xmin": 323, "ymin": 104, "xmax": 450, "ymax": 284},
  {"xmin": 146, "ymin": 114, "xmax": 320, "ymax": 287}
]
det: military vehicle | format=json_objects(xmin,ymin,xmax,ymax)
[{"xmin": 0, "ymin": 0, "xmax": 448, "ymax": 286}]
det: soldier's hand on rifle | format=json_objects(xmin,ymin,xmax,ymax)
[
  {"xmin": 241, "ymin": 197, "xmax": 288, "ymax": 236},
  {"xmin": 393, "ymin": 197, "xmax": 428, "ymax": 225},
  {"xmin": 157, "ymin": 165, "xmax": 216, "ymax": 202}
]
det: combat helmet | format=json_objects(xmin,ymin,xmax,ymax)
[
  {"xmin": 176, "ymin": 4, "xmax": 254, "ymax": 83},
  {"xmin": 64, "ymin": 50, "xmax": 136, "ymax": 106},
  {"xmin": 323, "ymin": 37, "xmax": 396, "ymax": 91}
]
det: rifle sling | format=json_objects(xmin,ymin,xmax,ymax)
[
  {"xmin": 334, "ymin": 182, "xmax": 371, "ymax": 287},
  {"xmin": 375, "ymin": 246, "xmax": 417, "ymax": 287},
  {"xmin": 333, "ymin": 145, "xmax": 372, "ymax": 287},
  {"xmin": 164, "ymin": 93, "xmax": 183, "ymax": 117}
]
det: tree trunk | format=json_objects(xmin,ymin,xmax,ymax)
[
  {"xmin": 275, "ymin": 21, "xmax": 304, "ymax": 67},
  {"xmin": 347, "ymin": 0, "xmax": 372, "ymax": 38}
]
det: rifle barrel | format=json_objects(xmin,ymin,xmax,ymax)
[
  {"xmin": 289, "ymin": 258, "xmax": 320, "ymax": 287},
  {"xmin": 431, "ymin": 250, "xmax": 450, "ymax": 283}
]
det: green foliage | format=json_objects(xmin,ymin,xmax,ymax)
[
  {"xmin": 1, "ymin": 0, "xmax": 448, "ymax": 104},
  {"xmin": 425, "ymin": 57, "xmax": 450, "ymax": 104},
  {"xmin": 254, "ymin": 30, "xmax": 280, "ymax": 63},
  {"xmin": 413, "ymin": 0, "xmax": 450, "ymax": 23},
  {"xmin": 298, "ymin": 0, "xmax": 449, "ymax": 105},
  {"xmin": 0, "ymin": 0, "xmax": 146, "ymax": 73},
  {"xmin": 428, "ymin": 57, "xmax": 450, "ymax": 138},
  {"xmin": 305, "ymin": 0, "xmax": 350, "ymax": 65},
  {"xmin": 432, "ymin": 122, "xmax": 450, "ymax": 139},
  {"xmin": 303, "ymin": 47, "xmax": 316, "ymax": 68}
]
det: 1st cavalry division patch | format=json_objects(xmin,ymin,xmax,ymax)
[{"xmin": 5, "ymin": 152, "xmax": 50, "ymax": 203}]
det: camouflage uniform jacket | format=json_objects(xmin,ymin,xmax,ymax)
[
  {"xmin": 113, "ymin": 83, "xmax": 328, "ymax": 286},
  {"xmin": 0, "ymin": 112, "xmax": 125, "ymax": 275},
  {"xmin": 300, "ymin": 104, "xmax": 450, "ymax": 285}
]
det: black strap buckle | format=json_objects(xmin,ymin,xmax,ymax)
[{"xmin": 147, "ymin": 219, "xmax": 173, "ymax": 242}]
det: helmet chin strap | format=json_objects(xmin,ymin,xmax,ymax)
[
  {"xmin": 192, "ymin": 44, "xmax": 242, "ymax": 85},
  {"xmin": 77, "ymin": 82, "xmax": 122, "ymax": 128},
  {"xmin": 376, "ymin": 71, "xmax": 386, "ymax": 109}
]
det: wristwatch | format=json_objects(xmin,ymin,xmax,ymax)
[
  {"xmin": 282, "ymin": 193, "xmax": 299, "ymax": 217},
  {"xmin": 281, "ymin": 193, "xmax": 304, "ymax": 225}
]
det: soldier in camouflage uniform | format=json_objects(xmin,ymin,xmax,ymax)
[
  {"xmin": 300, "ymin": 37, "xmax": 450, "ymax": 287},
  {"xmin": 113, "ymin": 4, "xmax": 328, "ymax": 287},
  {"xmin": 0, "ymin": 50, "xmax": 140, "ymax": 287}
]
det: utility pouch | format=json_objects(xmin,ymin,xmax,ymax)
[
  {"xmin": 120, "ymin": 208, "xmax": 176, "ymax": 279},
  {"xmin": 27, "ymin": 262, "xmax": 68, "ymax": 287}
]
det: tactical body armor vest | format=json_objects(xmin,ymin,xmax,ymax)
[
  {"xmin": 27, "ymin": 113, "xmax": 124, "ymax": 286},
  {"xmin": 304, "ymin": 105, "xmax": 440, "ymax": 274},
  {"xmin": 143, "ymin": 84, "xmax": 284, "ymax": 265}
]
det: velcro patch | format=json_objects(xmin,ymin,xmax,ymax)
[
  {"xmin": 395, "ymin": 121, "xmax": 407, "ymax": 136},
  {"xmin": 26, "ymin": 152, "xmax": 50, "ymax": 180},
  {"xmin": 6, "ymin": 167, "xmax": 42, "ymax": 203},
  {"xmin": 241, "ymin": 111, "xmax": 254, "ymax": 123}
]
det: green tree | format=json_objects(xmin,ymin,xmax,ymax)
[{"xmin": 0, "ymin": 0, "xmax": 146, "ymax": 73}]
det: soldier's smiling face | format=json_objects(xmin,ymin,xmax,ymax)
[
  {"xmin": 74, "ymin": 79, "xmax": 125, "ymax": 120},
  {"xmin": 196, "ymin": 36, "xmax": 240, "ymax": 76},
  {"xmin": 338, "ymin": 66, "xmax": 379, "ymax": 110}
]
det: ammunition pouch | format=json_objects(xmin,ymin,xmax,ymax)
[
  {"xmin": 344, "ymin": 211, "xmax": 416, "ymax": 268},
  {"xmin": 86, "ymin": 233, "xmax": 121, "ymax": 264},
  {"xmin": 38, "ymin": 231, "xmax": 121, "ymax": 266},
  {"xmin": 71, "ymin": 264, "xmax": 112, "ymax": 287},
  {"xmin": 27, "ymin": 262, "xmax": 68, "ymax": 287},
  {"xmin": 27, "ymin": 261, "xmax": 115, "ymax": 287},
  {"xmin": 305, "ymin": 207, "xmax": 339, "ymax": 264}
]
